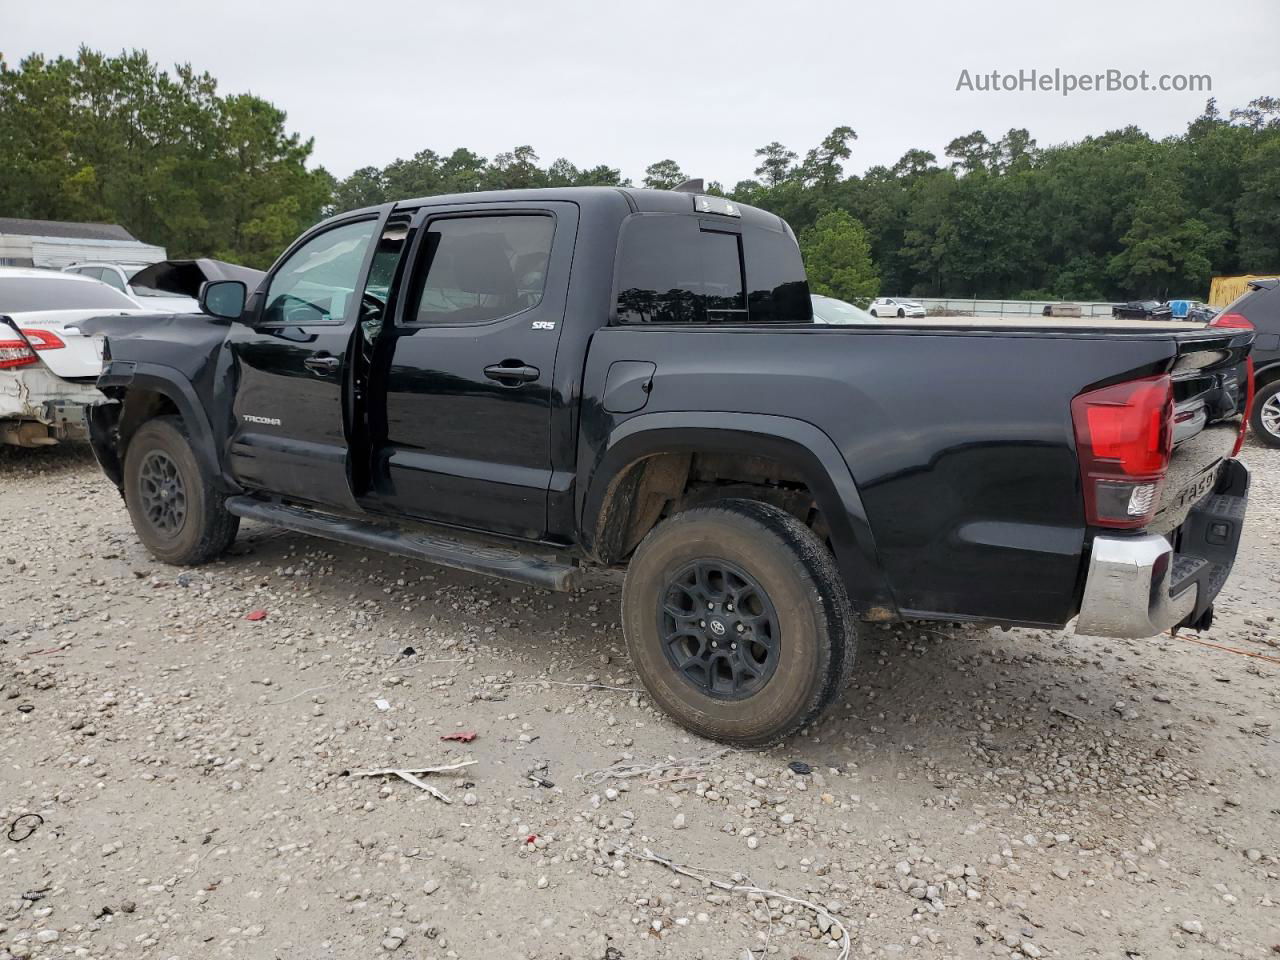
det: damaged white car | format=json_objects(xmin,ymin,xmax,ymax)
[{"xmin": 1, "ymin": 267, "xmax": 147, "ymax": 446}]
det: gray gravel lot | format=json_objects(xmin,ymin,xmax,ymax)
[{"xmin": 1, "ymin": 439, "xmax": 1277, "ymax": 960}]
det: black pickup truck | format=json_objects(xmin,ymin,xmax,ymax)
[{"xmin": 79, "ymin": 186, "xmax": 1255, "ymax": 746}]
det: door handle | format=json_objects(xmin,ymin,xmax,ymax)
[
  {"xmin": 483, "ymin": 362, "xmax": 540, "ymax": 384},
  {"xmin": 304, "ymin": 355, "xmax": 340, "ymax": 374}
]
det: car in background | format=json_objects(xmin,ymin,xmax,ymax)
[
  {"xmin": 868, "ymin": 296, "xmax": 926, "ymax": 318},
  {"xmin": 810, "ymin": 294, "xmax": 878, "ymax": 325},
  {"xmin": 63, "ymin": 262, "xmax": 202, "ymax": 313},
  {"xmin": 1214, "ymin": 277, "xmax": 1280, "ymax": 446},
  {"xmin": 1112, "ymin": 299, "xmax": 1161, "ymax": 320},
  {"xmin": 1, "ymin": 267, "xmax": 147, "ymax": 446}
]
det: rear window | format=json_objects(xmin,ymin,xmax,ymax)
[
  {"xmin": 614, "ymin": 215, "xmax": 811, "ymax": 325},
  {"xmin": 0, "ymin": 276, "xmax": 137, "ymax": 313}
]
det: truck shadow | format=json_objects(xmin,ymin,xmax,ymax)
[{"xmin": 225, "ymin": 516, "xmax": 1197, "ymax": 795}]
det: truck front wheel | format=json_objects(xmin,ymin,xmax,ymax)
[
  {"xmin": 621, "ymin": 499, "xmax": 857, "ymax": 747},
  {"xmin": 123, "ymin": 416, "xmax": 239, "ymax": 565}
]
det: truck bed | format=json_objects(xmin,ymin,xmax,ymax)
[{"xmin": 580, "ymin": 322, "xmax": 1251, "ymax": 627}]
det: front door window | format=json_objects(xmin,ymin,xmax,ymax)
[{"xmin": 262, "ymin": 219, "xmax": 378, "ymax": 325}]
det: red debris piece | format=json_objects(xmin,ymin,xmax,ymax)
[
  {"xmin": 440, "ymin": 731, "xmax": 477, "ymax": 743},
  {"xmin": 245, "ymin": 610, "xmax": 268, "ymax": 622},
  {"xmin": 523, "ymin": 834, "xmax": 538, "ymax": 845}
]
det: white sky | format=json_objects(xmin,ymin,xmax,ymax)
[{"xmin": 6, "ymin": 0, "xmax": 1279, "ymax": 185}]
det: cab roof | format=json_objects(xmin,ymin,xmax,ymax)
[{"xmin": 329, "ymin": 186, "xmax": 788, "ymax": 233}]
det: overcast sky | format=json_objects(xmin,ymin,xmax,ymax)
[{"xmin": 6, "ymin": 0, "xmax": 1279, "ymax": 185}]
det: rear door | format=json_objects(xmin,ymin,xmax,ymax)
[
  {"xmin": 363, "ymin": 201, "xmax": 577, "ymax": 540},
  {"xmin": 225, "ymin": 213, "xmax": 385, "ymax": 510}
]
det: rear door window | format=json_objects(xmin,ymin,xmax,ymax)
[{"xmin": 408, "ymin": 214, "xmax": 556, "ymax": 326}]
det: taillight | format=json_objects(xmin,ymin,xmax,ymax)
[
  {"xmin": 1071, "ymin": 374, "xmax": 1174, "ymax": 528},
  {"xmin": 1232, "ymin": 356, "xmax": 1255, "ymax": 457},
  {"xmin": 20, "ymin": 329, "xmax": 66, "ymax": 350},
  {"xmin": 1211, "ymin": 312, "xmax": 1253, "ymax": 330},
  {"xmin": 0, "ymin": 339, "xmax": 37, "ymax": 369},
  {"xmin": 0, "ymin": 329, "xmax": 64, "ymax": 369}
]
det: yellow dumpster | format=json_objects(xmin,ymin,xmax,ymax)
[{"xmin": 1209, "ymin": 274, "xmax": 1279, "ymax": 308}]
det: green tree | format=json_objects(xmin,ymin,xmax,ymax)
[
  {"xmin": 800, "ymin": 126, "xmax": 856, "ymax": 187},
  {"xmin": 753, "ymin": 141, "xmax": 797, "ymax": 186},
  {"xmin": 642, "ymin": 158, "xmax": 686, "ymax": 190},
  {"xmin": 0, "ymin": 47, "xmax": 331, "ymax": 267},
  {"xmin": 799, "ymin": 210, "xmax": 880, "ymax": 305}
]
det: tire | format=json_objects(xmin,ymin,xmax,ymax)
[
  {"xmin": 896, "ymin": 308, "xmax": 905, "ymax": 318},
  {"xmin": 621, "ymin": 499, "xmax": 857, "ymax": 747},
  {"xmin": 123, "ymin": 416, "xmax": 239, "ymax": 565},
  {"xmin": 1250, "ymin": 379, "xmax": 1280, "ymax": 449},
  {"xmin": 869, "ymin": 309, "xmax": 878, "ymax": 318}
]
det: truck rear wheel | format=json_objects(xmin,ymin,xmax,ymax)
[
  {"xmin": 621, "ymin": 499, "xmax": 856, "ymax": 747},
  {"xmin": 123, "ymin": 416, "xmax": 239, "ymax": 565}
]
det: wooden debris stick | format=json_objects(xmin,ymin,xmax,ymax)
[
  {"xmin": 350, "ymin": 760, "xmax": 478, "ymax": 804},
  {"xmin": 633, "ymin": 848, "xmax": 851, "ymax": 960}
]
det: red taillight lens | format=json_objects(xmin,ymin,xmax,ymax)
[
  {"xmin": 1072, "ymin": 374, "xmax": 1174, "ymax": 528},
  {"xmin": 19, "ymin": 329, "xmax": 66, "ymax": 350},
  {"xmin": 0, "ymin": 339, "xmax": 38, "ymax": 369},
  {"xmin": 1211, "ymin": 312, "xmax": 1253, "ymax": 330},
  {"xmin": 1232, "ymin": 356, "xmax": 1255, "ymax": 457}
]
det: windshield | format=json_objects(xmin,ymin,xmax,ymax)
[
  {"xmin": 811, "ymin": 295, "xmax": 877, "ymax": 325},
  {"xmin": 0, "ymin": 277, "xmax": 137, "ymax": 312}
]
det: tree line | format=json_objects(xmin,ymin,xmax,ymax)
[{"xmin": 2, "ymin": 48, "xmax": 1276, "ymax": 299}]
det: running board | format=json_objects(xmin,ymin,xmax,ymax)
[{"xmin": 225, "ymin": 497, "xmax": 578, "ymax": 591}]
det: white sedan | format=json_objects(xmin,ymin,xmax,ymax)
[
  {"xmin": 810, "ymin": 294, "xmax": 878, "ymax": 324},
  {"xmin": 868, "ymin": 297, "xmax": 927, "ymax": 319},
  {"xmin": 1, "ymin": 267, "xmax": 148, "ymax": 446},
  {"xmin": 62, "ymin": 262, "xmax": 201, "ymax": 313}
]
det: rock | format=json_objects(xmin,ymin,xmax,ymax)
[
  {"xmin": 35, "ymin": 930, "xmax": 59, "ymax": 944},
  {"xmin": 1052, "ymin": 866, "xmax": 1070, "ymax": 880},
  {"xmin": 1180, "ymin": 919, "xmax": 1203, "ymax": 935},
  {"xmin": 672, "ymin": 813, "xmax": 686, "ymax": 830}
]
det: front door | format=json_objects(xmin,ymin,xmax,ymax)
[
  {"xmin": 226, "ymin": 213, "xmax": 384, "ymax": 510},
  {"xmin": 364, "ymin": 201, "xmax": 577, "ymax": 540}
]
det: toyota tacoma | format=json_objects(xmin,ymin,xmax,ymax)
[{"xmin": 78, "ymin": 186, "xmax": 1255, "ymax": 745}]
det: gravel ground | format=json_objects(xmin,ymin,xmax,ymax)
[{"xmin": 1, "ymin": 439, "xmax": 1277, "ymax": 960}]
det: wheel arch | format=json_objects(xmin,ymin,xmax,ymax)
[
  {"xmin": 91, "ymin": 362, "xmax": 233, "ymax": 494},
  {"xmin": 579, "ymin": 411, "xmax": 897, "ymax": 619},
  {"xmin": 1254, "ymin": 358, "xmax": 1280, "ymax": 389}
]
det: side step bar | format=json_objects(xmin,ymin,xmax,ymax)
[{"xmin": 225, "ymin": 497, "xmax": 578, "ymax": 592}]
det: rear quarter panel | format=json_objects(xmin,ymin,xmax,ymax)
[{"xmin": 581, "ymin": 325, "xmax": 1181, "ymax": 626}]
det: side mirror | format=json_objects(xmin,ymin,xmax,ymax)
[{"xmin": 200, "ymin": 280, "xmax": 247, "ymax": 320}]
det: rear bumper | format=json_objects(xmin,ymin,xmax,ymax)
[
  {"xmin": 0, "ymin": 368, "xmax": 103, "ymax": 445},
  {"xmin": 1076, "ymin": 458, "xmax": 1249, "ymax": 638}
]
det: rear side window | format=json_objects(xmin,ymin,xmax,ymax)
[
  {"xmin": 410, "ymin": 214, "xmax": 555, "ymax": 325},
  {"xmin": 97, "ymin": 268, "xmax": 128, "ymax": 292},
  {"xmin": 614, "ymin": 215, "xmax": 810, "ymax": 325}
]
